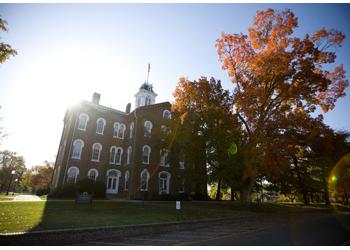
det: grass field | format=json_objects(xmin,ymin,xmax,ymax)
[
  {"xmin": 1, "ymin": 199, "xmax": 348, "ymax": 234},
  {"xmin": 0, "ymin": 200, "xmax": 243, "ymax": 233},
  {"xmin": 0, "ymin": 194, "xmax": 16, "ymax": 201}
]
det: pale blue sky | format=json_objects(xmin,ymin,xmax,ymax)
[{"xmin": 0, "ymin": 4, "xmax": 349, "ymax": 167}]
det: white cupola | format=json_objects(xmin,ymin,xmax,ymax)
[{"xmin": 135, "ymin": 82, "xmax": 157, "ymax": 108}]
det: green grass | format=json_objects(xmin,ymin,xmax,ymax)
[
  {"xmin": 1, "ymin": 200, "xmax": 348, "ymax": 234},
  {"xmin": 0, "ymin": 200, "xmax": 240, "ymax": 233},
  {"xmin": 0, "ymin": 193, "xmax": 17, "ymax": 201}
]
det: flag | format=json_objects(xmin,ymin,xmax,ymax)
[{"xmin": 148, "ymin": 63, "xmax": 150, "ymax": 73}]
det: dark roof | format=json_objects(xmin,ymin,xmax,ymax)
[{"xmin": 139, "ymin": 82, "xmax": 155, "ymax": 93}]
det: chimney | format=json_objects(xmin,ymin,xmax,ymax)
[
  {"xmin": 92, "ymin": 92, "xmax": 100, "ymax": 105},
  {"xmin": 125, "ymin": 103, "xmax": 131, "ymax": 114}
]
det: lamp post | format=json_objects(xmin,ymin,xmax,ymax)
[
  {"xmin": 14, "ymin": 178, "xmax": 18, "ymax": 195},
  {"xmin": 6, "ymin": 170, "xmax": 16, "ymax": 196}
]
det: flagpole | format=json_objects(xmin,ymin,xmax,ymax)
[{"xmin": 147, "ymin": 63, "xmax": 150, "ymax": 83}]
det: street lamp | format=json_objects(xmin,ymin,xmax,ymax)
[{"xmin": 6, "ymin": 170, "xmax": 16, "ymax": 196}]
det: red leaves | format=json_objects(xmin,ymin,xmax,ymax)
[{"xmin": 317, "ymin": 65, "xmax": 349, "ymax": 112}]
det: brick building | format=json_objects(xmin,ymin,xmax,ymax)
[{"xmin": 51, "ymin": 82, "xmax": 185, "ymax": 199}]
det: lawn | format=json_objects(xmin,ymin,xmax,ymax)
[
  {"xmin": 1, "ymin": 200, "xmax": 348, "ymax": 234},
  {"xmin": 0, "ymin": 193, "xmax": 16, "ymax": 201},
  {"xmin": 0, "ymin": 200, "xmax": 241, "ymax": 233}
]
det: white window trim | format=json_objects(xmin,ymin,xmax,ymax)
[
  {"xmin": 113, "ymin": 122, "xmax": 120, "ymax": 138},
  {"xmin": 127, "ymin": 146, "xmax": 132, "ymax": 165},
  {"xmin": 140, "ymin": 169, "xmax": 150, "ymax": 191},
  {"xmin": 72, "ymin": 139, "xmax": 84, "ymax": 160},
  {"xmin": 106, "ymin": 169, "xmax": 121, "ymax": 194},
  {"xmin": 67, "ymin": 166, "xmax": 79, "ymax": 183},
  {"xmin": 142, "ymin": 145, "xmax": 151, "ymax": 164},
  {"xmin": 109, "ymin": 146, "xmax": 117, "ymax": 164},
  {"xmin": 144, "ymin": 120, "xmax": 153, "ymax": 137},
  {"xmin": 117, "ymin": 124, "xmax": 126, "ymax": 139},
  {"xmin": 78, "ymin": 113, "xmax": 89, "ymax": 131},
  {"xmin": 179, "ymin": 161, "xmax": 185, "ymax": 169},
  {"xmin": 115, "ymin": 147, "xmax": 123, "ymax": 165},
  {"xmin": 96, "ymin": 118, "xmax": 106, "ymax": 135},
  {"xmin": 158, "ymin": 171, "xmax": 171, "ymax": 194},
  {"xmin": 87, "ymin": 168, "xmax": 99, "ymax": 181},
  {"xmin": 91, "ymin": 143, "xmax": 102, "ymax": 162},
  {"xmin": 129, "ymin": 122, "xmax": 134, "ymax": 139},
  {"xmin": 160, "ymin": 149, "xmax": 170, "ymax": 167},
  {"xmin": 124, "ymin": 171, "xmax": 130, "ymax": 191},
  {"xmin": 163, "ymin": 110, "xmax": 171, "ymax": 119}
]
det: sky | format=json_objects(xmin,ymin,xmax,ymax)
[{"xmin": 0, "ymin": 3, "xmax": 349, "ymax": 168}]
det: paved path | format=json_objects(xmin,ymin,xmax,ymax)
[
  {"xmin": 13, "ymin": 195, "xmax": 41, "ymax": 201},
  {"xmin": 83, "ymin": 212, "xmax": 350, "ymax": 246}
]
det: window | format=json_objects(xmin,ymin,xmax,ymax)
[
  {"xmin": 129, "ymin": 123, "xmax": 134, "ymax": 139},
  {"xmin": 106, "ymin": 169, "xmax": 121, "ymax": 194},
  {"xmin": 144, "ymin": 121, "xmax": 152, "ymax": 137},
  {"xmin": 67, "ymin": 166, "xmax": 79, "ymax": 183},
  {"xmin": 140, "ymin": 169, "xmax": 150, "ymax": 191},
  {"xmin": 161, "ymin": 125, "xmax": 171, "ymax": 136},
  {"xmin": 72, "ymin": 139, "xmax": 84, "ymax": 160},
  {"xmin": 96, "ymin": 118, "xmax": 106, "ymax": 134},
  {"xmin": 118, "ymin": 124, "xmax": 126, "ymax": 139},
  {"xmin": 88, "ymin": 169, "xmax": 98, "ymax": 181},
  {"xmin": 145, "ymin": 96, "xmax": 151, "ymax": 106},
  {"xmin": 109, "ymin": 146, "xmax": 117, "ymax": 164},
  {"xmin": 163, "ymin": 110, "xmax": 171, "ymax": 119},
  {"xmin": 127, "ymin": 146, "xmax": 132, "ymax": 165},
  {"xmin": 142, "ymin": 145, "xmax": 151, "ymax": 164},
  {"xmin": 159, "ymin": 171, "xmax": 171, "ymax": 194},
  {"xmin": 78, "ymin": 113, "xmax": 89, "ymax": 131},
  {"xmin": 113, "ymin": 122, "xmax": 120, "ymax": 138},
  {"xmin": 179, "ymin": 161, "xmax": 185, "ymax": 169},
  {"xmin": 115, "ymin": 147, "xmax": 123, "ymax": 165},
  {"xmin": 160, "ymin": 149, "xmax": 170, "ymax": 167},
  {"xmin": 125, "ymin": 171, "xmax": 130, "ymax": 190},
  {"xmin": 179, "ymin": 179, "xmax": 185, "ymax": 193},
  {"xmin": 91, "ymin": 143, "xmax": 102, "ymax": 162}
]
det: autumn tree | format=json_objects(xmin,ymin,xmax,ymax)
[
  {"xmin": 0, "ymin": 18, "xmax": 16, "ymax": 143},
  {"xmin": 0, "ymin": 17, "xmax": 17, "ymax": 64},
  {"xmin": 309, "ymin": 129, "xmax": 350, "ymax": 205},
  {"xmin": 31, "ymin": 161, "xmax": 54, "ymax": 195},
  {"xmin": 216, "ymin": 8, "xmax": 349, "ymax": 203},
  {"xmin": 0, "ymin": 150, "xmax": 26, "ymax": 192},
  {"xmin": 171, "ymin": 77, "xmax": 241, "ymax": 199}
]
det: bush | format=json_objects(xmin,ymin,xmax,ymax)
[
  {"xmin": 35, "ymin": 187, "xmax": 50, "ymax": 196},
  {"xmin": 48, "ymin": 183, "xmax": 76, "ymax": 198},
  {"xmin": 48, "ymin": 179, "xmax": 106, "ymax": 199},
  {"xmin": 190, "ymin": 193, "xmax": 210, "ymax": 201},
  {"xmin": 76, "ymin": 178, "xmax": 106, "ymax": 198},
  {"xmin": 150, "ymin": 193, "xmax": 191, "ymax": 201}
]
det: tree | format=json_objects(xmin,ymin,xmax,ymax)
[
  {"xmin": 171, "ymin": 77, "xmax": 241, "ymax": 199},
  {"xmin": 0, "ymin": 150, "xmax": 26, "ymax": 192},
  {"xmin": 216, "ymin": 8, "xmax": 349, "ymax": 203},
  {"xmin": 31, "ymin": 161, "xmax": 54, "ymax": 195},
  {"xmin": 0, "ymin": 18, "xmax": 16, "ymax": 144},
  {"xmin": 309, "ymin": 129, "xmax": 350, "ymax": 205},
  {"xmin": 0, "ymin": 17, "xmax": 17, "ymax": 64}
]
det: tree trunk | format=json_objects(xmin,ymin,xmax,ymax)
[
  {"xmin": 321, "ymin": 165, "xmax": 330, "ymax": 206},
  {"xmin": 293, "ymin": 156, "xmax": 309, "ymax": 204},
  {"xmin": 230, "ymin": 184, "xmax": 235, "ymax": 201},
  {"xmin": 240, "ymin": 177, "xmax": 255, "ymax": 204},
  {"xmin": 215, "ymin": 179, "xmax": 221, "ymax": 201}
]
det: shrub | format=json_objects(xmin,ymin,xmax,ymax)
[
  {"xmin": 48, "ymin": 183, "xmax": 76, "ymax": 198},
  {"xmin": 76, "ymin": 178, "xmax": 106, "ymax": 198},
  {"xmin": 35, "ymin": 187, "xmax": 50, "ymax": 196}
]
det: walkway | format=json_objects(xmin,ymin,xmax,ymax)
[{"xmin": 13, "ymin": 195, "xmax": 41, "ymax": 201}]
